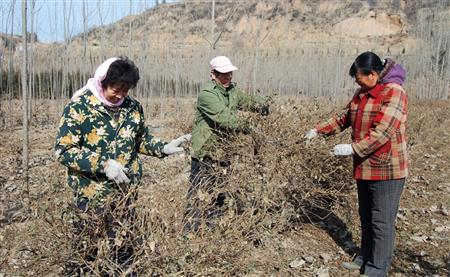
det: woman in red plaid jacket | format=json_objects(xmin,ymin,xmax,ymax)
[{"xmin": 305, "ymin": 52, "xmax": 407, "ymax": 277}]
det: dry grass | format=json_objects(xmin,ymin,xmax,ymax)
[{"xmin": 1, "ymin": 97, "xmax": 449, "ymax": 276}]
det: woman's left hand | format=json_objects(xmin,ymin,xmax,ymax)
[
  {"xmin": 163, "ymin": 134, "xmax": 192, "ymax": 155},
  {"xmin": 333, "ymin": 144, "xmax": 354, "ymax": 156}
]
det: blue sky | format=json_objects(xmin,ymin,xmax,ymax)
[{"xmin": 1, "ymin": 0, "xmax": 173, "ymax": 43}]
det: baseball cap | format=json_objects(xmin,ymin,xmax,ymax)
[{"xmin": 210, "ymin": 56, "xmax": 238, "ymax": 73}]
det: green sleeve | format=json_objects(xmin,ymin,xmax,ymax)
[
  {"xmin": 136, "ymin": 105, "xmax": 167, "ymax": 157},
  {"xmin": 54, "ymin": 103, "xmax": 107, "ymax": 175},
  {"xmin": 198, "ymin": 90, "xmax": 246, "ymax": 130},
  {"xmin": 236, "ymin": 88, "xmax": 264, "ymax": 112}
]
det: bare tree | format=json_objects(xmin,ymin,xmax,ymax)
[
  {"xmin": 21, "ymin": 0, "xmax": 29, "ymax": 194},
  {"xmin": 82, "ymin": 0, "xmax": 88, "ymax": 84},
  {"xmin": 251, "ymin": 3, "xmax": 279, "ymax": 94},
  {"xmin": 210, "ymin": 0, "xmax": 215, "ymax": 56},
  {"xmin": 27, "ymin": 0, "xmax": 36, "ymax": 121},
  {"xmin": 7, "ymin": 0, "xmax": 15, "ymax": 127},
  {"xmin": 128, "ymin": 0, "xmax": 133, "ymax": 57},
  {"xmin": 196, "ymin": 0, "xmax": 238, "ymax": 55}
]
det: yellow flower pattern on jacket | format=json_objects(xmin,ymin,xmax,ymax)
[
  {"xmin": 87, "ymin": 129, "xmax": 101, "ymax": 146},
  {"xmin": 55, "ymin": 89, "xmax": 167, "ymax": 204},
  {"xmin": 60, "ymin": 135, "xmax": 73, "ymax": 146}
]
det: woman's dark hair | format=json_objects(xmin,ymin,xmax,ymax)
[
  {"xmin": 101, "ymin": 57, "xmax": 140, "ymax": 90},
  {"xmin": 349, "ymin": 52, "xmax": 384, "ymax": 77}
]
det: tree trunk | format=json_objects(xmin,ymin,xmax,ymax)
[
  {"xmin": 21, "ymin": 0, "xmax": 30, "ymax": 196},
  {"xmin": 211, "ymin": 0, "xmax": 215, "ymax": 56},
  {"xmin": 128, "ymin": 0, "xmax": 132, "ymax": 57},
  {"xmin": 82, "ymin": 0, "xmax": 87, "ymax": 84},
  {"xmin": 8, "ymin": 0, "xmax": 16, "ymax": 127},
  {"xmin": 28, "ymin": 0, "xmax": 36, "ymax": 122}
]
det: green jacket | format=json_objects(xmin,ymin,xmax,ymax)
[
  {"xmin": 191, "ymin": 80, "xmax": 262, "ymax": 160},
  {"xmin": 55, "ymin": 90, "xmax": 166, "ymax": 204}
]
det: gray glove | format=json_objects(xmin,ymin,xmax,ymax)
[
  {"xmin": 163, "ymin": 134, "xmax": 191, "ymax": 155},
  {"xmin": 104, "ymin": 159, "xmax": 130, "ymax": 184}
]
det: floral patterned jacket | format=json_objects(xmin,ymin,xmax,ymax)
[{"xmin": 55, "ymin": 90, "xmax": 166, "ymax": 203}]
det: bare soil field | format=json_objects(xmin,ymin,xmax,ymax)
[{"xmin": 0, "ymin": 97, "xmax": 449, "ymax": 276}]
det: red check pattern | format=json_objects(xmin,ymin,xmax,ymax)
[{"xmin": 316, "ymin": 83, "xmax": 408, "ymax": 180}]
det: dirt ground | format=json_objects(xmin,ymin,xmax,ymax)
[{"xmin": 0, "ymin": 97, "xmax": 449, "ymax": 276}]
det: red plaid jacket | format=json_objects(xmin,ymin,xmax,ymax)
[{"xmin": 316, "ymin": 83, "xmax": 408, "ymax": 180}]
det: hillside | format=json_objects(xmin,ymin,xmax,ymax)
[
  {"xmin": 66, "ymin": 0, "xmax": 449, "ymax": 55},
  {"xmin": 1, "ymin": 0, "xmax": 449, "ymax": 99},
  {"xmin": 3, "ymin": 0, "xmax": 447, "ymax": 60}
]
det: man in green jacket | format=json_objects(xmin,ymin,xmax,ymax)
[{"xmin": 185, "ymin": 56, "xmax": 269, "ymax": 232}]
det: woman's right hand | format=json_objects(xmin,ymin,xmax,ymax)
[
  {"xmin": 104, "ymin": 159, "xmax": 130, "ymax": 184},
  {"xmin": 305, "ymin": 128, "xmax": 318, "ymax": 141}
]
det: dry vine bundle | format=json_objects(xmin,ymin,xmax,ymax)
[
  {"xmin": 4, "ymin": 99, "xmax": 358, "ymax": 276},
  {"xmin": 208, "ymin": 100, "xmax": 354, "ymax": 230}
]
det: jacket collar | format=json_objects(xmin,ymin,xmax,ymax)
[
  {"xmin": 213, "ymin": 80, "xmax": 235, "ymax": 95},
  {"xmin": 358, "ymin": 83, "xmax": 385, "ymax": 98},
  {"xmin": 83, "ymin": 89, "xmax": 136, "ymax": 114}
]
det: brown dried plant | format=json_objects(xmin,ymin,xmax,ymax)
[{"xmin": 2, "ymin": 97, "xmax": 358, "ymax": 276}]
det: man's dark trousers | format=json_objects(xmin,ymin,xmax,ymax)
[{"xmin": 184, "ymin": 157, "xmax": 229, "ymax": 232}]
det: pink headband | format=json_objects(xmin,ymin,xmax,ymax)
[{"xmin": 72, "ymin": 57, "xmax": 124, "ymax": 107}]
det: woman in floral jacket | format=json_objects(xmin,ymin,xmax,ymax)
[
  {"xmin": 56, "ymin": 57, "xmax": 189, "ymax": 205},
  {"xmin": 55, "ymin": 57, "xmax": 189, "ymax": 274}
]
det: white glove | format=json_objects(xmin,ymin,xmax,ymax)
[
  {"xmin": 305, "ymin": 128, "xmax": 318, "ymax": 145},
  {"xmin": 104, "ymin": 159, "xmax": 130, "ymax": 184},
  {"xmin": 333, "ymin": 144, "xmax": 354, "ymax": 156},
  {"xmin": 305, "ymin": 128, "xmax": 318, "ymax": 140},
  {"xmin": 163, "ymin": 134, "xmax": 191, "ymax": 155}
]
